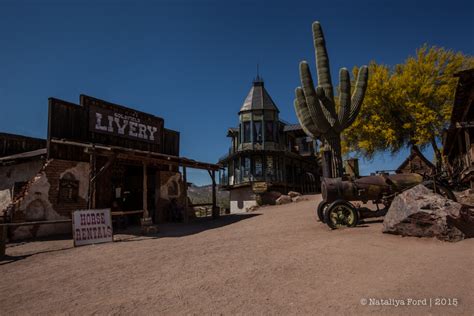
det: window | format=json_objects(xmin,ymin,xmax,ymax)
[
  {"xmin": 302, "ymin": 139, "xmax": 309, "ymax": 152},
  {"xmin": 253, "ymin": 121, "xmax": 262, "ymax": 143},
  {"xmin": 243, "ymin": 122, "xmax": 251, "ymax": 143},
  {"xmin": 243, "ymin": 157, "xmax": 251, "ymax": 180},
  {"xmin": 266, "ymin": 156, "xmax": 274, "ymax": 178},
  {"xmin": 265, "ymin": 121, "xmax": 274, "ymax": 142},
  {"xmin": 58, "ymin": 172, "xmax": 79, "ymax": 203},
  {"xmin": 254, "ymin": 156, "xmax": 263, "ymax": 177},
  {"xmin": 234, "ymin": 158, "xmax": 241, "ymax": 183}
]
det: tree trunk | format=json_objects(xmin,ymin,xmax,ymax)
[
  {"xmin": 324, "ymin": 133, "xmax": 344, "ymax": 178},
  {"xmin": 430, "ymin": 137, "xmax": 442, "ymax": 173}
]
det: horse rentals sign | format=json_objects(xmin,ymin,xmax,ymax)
[{"xmin": 72, "ymin": 209, "xmax": 113, "ymax": 246}]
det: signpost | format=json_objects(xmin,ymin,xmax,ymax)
[
  {"xmin": 72, "ymin": 209, "xmax": 113, "ymax": 247},
  {"xmin": 252, "ymin": 181, "xmax": 268, "ymax": 194}
]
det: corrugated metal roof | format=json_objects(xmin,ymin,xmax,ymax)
[{"xmin": 239, "ymin": 80, "xmax": 279, "ymax": 113}]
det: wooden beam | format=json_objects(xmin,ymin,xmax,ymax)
[
  {"xmin": 0, "ymin": 222, "xmax": 6, "ymax": 258},
  {"xmin": 211, "ymin": 170, "xmax": 218, "ymax": 219},
  {"xmin": 154, "ymin": 170, "xmax": 161, "ymax": 223},
  {"xmin": 0, "ymin": 219, "xmax": 72, "ymax": 227},
  {"xmin": 51, "ymin": 138, "xmax": 220, "ymax": 171},
  {"xmin": 91, "ymin": 154, "xmax": 116, "ymax": 183},
  {"xmin": 143, "ymin": 162, "xmax": 149, "ymax": 219},
  {"xmin": 183, "ymin": 166, "xmax": 188, "ymax": 223},
  {"xmin": 87, "ymin": 147, "xmax": 96, "ymax": 209}
]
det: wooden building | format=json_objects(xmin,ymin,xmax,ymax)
[
  {"xmin": 443, "ymin": 69, "xmax": 474, "ymax": 188},
  {"xmin": 396, "ymin": 146, "xmax": 436, "ymax": 176},
  {"xmin": 0, "ymin": 95, "xmax": 219, "ymax": 240},
  {"xmin": 218, "ymin": 77, "xmax": 320, "ymax": 213}
]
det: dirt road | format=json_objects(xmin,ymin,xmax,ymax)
[{"xmin": 1, "ymin": 195, "xmax": 473, "ymax": 315}]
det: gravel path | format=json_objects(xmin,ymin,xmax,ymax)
[{"xmin": 1, "ymin": 194, "xmax": 473, "ymax": 315}]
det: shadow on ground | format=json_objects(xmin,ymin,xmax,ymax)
[
  {"xmin": 115, "ymin": 213, "xmax": 261, "ymax": 241},
  {"xmin": 1, "ymin": 213, "xmax": 260, "ymax": 263}
]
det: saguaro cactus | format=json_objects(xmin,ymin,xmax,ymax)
[{"xmin": 294, "ymin": 21, "xmax": 368, "ymax": 178}]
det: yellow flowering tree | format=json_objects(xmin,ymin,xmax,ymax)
[{"xmin": 343, "ymin": 45, "xmax": 474, "ymax": 169}]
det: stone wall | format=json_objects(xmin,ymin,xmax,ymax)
[
  {"xmin": 7, "ymin": 159, "xmax": 89, "ymax": 240},
  {"xmin": 0, "ymin": 159, "xmax": 45, "ymax": 213}
]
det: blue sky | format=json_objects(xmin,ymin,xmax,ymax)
[{"xmin": 1, "ymin": 0, "xmax": 473, "ymax": 185}]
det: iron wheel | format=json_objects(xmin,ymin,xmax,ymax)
[
  {"xmin": 324, "ymin": 200, "xmax": 359, "ymax": 229},
  {"xmin": 317, "ymin": 201, "xmax": 329, "ymax": 223}
]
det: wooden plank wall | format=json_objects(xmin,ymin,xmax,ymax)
[
  {"xmin": 47, "ymin": 95, "xmax": 180, "ymax": 160},
  {"xmin": 0, "ymin": 133, "xmax": 46, "ymax": 157}
]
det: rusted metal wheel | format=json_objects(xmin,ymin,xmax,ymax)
[
  {"xmin": 316, "ymin": 201, "xmax": 329, "ymax": 223},
  {"xmin": 324, "ymin": 200, "xmax": 359, "ymax": 229}
]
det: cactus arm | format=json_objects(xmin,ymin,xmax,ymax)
[
  {"xmin": 315, "ymin": 86, "xmax": 338, "ymax": 127},
  {"xmin": 293, "ymin": 98, "xmax": 318, "ymax": 138},
  {"xmin": 295, "ymin": 87, "xmax": 324, "ymax": 135},
  {"xmin": 299, "ymin": 62, "xmax": 331, "ymax": 133},
  {"xmin": 312, "ymin": 21, "xmax": 334, "ymax": 99},
  {"xmin": 342, "ymin": 65, "xmax": 369, "ymax": 129},
  {"xmin": 337, "ymin": 67, "xmax": 352, "ymax": 127}
]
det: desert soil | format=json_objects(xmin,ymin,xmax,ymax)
[{"xmin": 1, "ymin": 194, "xmax": 473, "ymax": 315}]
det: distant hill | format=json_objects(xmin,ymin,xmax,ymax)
[{"xmin": 188, "ymin": 184, "xmax": 230, "ymax": 209}]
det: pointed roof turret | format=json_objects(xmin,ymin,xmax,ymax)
[{"xmin": 239, "ymin": 77, "xmax": 280, "ymax": 114}]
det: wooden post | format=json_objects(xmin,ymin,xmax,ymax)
[
  {"xmin": 465, "ymin": 129, "xmax": 471, "ymax": 165},
  {"xmin": 211, "ymin": 170, "xmax": 218, "ymax": 219},
  {"xmin": 143, "ymin": 162, "xmax": 149, "ymax": 219},
  {"xmin": 183, "ymin": 166, "xmax": 189, "ymax": 223},
  {"xmin": 0, "ymin": 223, "xmax": 6, "ymax": 259},
  {"xmin": 154, "ymin": 170, "xmax": 161, "ymax": 223},
  {"xmin": 87, "ymin": 147, "xmax": 96, "ymax": 209}
]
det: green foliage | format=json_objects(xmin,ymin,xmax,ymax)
[{"xmin": 343, "ymin": 45, "xmax": 474, "ymax": 163}]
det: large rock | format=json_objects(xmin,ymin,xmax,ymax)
[
  {"xmin": 261, "ymin": 191, "xmax": 282, "ymax": 205},
  {"xmin": 276, "ymin": 195, "xmax": 292, "ymax": 205},
  {"xmin": 292, "ymin": 196, "xmax": 307, "ymax": 203},
  {"xmin": 383, "ymin": 184, "xmax": 467, "ymax": 242},
  {"xmin": 288, "ymin": 191, "xmax": 302, "ymax": 198},
  {"xmin": 246, "ymin": 205, "xmax": 259, "ymax": 212}
]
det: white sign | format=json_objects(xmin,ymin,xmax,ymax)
[{"xmin": 72, "ymin": 209, "xmax": 113, "ymax": 247}]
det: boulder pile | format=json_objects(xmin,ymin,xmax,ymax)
[
  {"xmin": 383, "ymin": 184, "xmax": 474, "ymax": 242},
  {"xmin": 274, "ymin": 191, "xmax": 308, "ymax": 205}
]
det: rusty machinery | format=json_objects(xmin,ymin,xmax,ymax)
[{"xmin": 317, "ymin": 173, "xmax": 456, "ymax": 229}]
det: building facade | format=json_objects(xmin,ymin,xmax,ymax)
[
  {"xmin": 218, "ymin": 77, "xmax": 320, "ymax": 213},
  {"xmin": 0, "ymin": 95, "xmax": 219, "ymax": 240},
  {"xmin": 443, "ymin": 69, "xmax": 474, "ymax": 189},
  {"xmin": 396, "ymin": 146, "xmax": 436, "ymax": 176}
]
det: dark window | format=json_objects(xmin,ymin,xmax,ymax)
[
  {"xmin": 265, "ymin": 121, "xmax": 274, "ymax": 142},
  {"xmin": 254, "ymin": 156, "xmax": 263, "ymax": 177},
  {"xmin": 243, "ymin": 122, "xmax": 251, "ymax": 143},
  {"xmin": 243, "ymin": 156, "xmax": 251, "ymax": 180},
  {"xmin": 253, "ymin": 121, "xmax": 262, "ymax": 143},
  {"xmin": 58, "ymin": 172, "xmax": 79, "ymax": 203},
  {"xmin": 302, "ymin": 139, "xmax": 309, "ymax": 152},
  {"xmin": 266, "ymin": 156, "xmax": 274, "ymax": 177}
]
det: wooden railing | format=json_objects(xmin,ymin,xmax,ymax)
[{"xmin": 0, "ymin": 219, "xmax": 72, "ymax": 258}]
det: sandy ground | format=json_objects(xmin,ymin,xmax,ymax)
[{"xmin": 1, "ymin": 194, "xmax": 473, "ymax": 315}]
